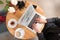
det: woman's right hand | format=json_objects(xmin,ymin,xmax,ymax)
[{"xmin": 32, "ymin": 18, "xmax": 47, "ymax": 33}]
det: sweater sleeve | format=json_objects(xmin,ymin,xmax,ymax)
[{"xmin": 37, "ymin": 33, "xmax": 46, "ymax": 40}]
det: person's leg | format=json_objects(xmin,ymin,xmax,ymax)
[
  {"xmin": 43, "ymin": 17, "xmax": 60, "ymax": 40},
  {"xmin": 46, "ymin": 17, "xmax": 58, "ymax": 23},
  {"xmin": 46, "ymin": 17, "xmax": 60, "ymax": 27},
  {"xmin": 54, "ymin": 17, "xmax": 60, "ymax": 27}
]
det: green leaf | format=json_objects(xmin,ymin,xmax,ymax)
[
  {"xmin": 3, "ymin": 4, "xmax": 9, "ymax": 11},
  {"xmin": 0, "ymin": 1, "xmax": 4, "ymax": 4},
  {"xmin": 6, "ymin": 0, "xmax": 10, "ymax": 4}
]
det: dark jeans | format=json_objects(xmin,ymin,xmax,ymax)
[{"xmin": 37, "ymin": 17, "xmax": 60, "ymax": 40}]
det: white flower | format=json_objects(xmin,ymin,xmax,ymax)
[
  {"xmin": 8, "ymin": 7, "xmax": 15, "ymax": 13},
  {"xmin": 11, "ymin": 0, "xmax": 18, "ymax": 6}
]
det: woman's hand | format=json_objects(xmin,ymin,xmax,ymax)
[
  {"xmin": 32, "ymin": 18, "xmax": 47, "ymax": 33},
  {"xmin": 35, "ymin": 18, "xmax": 47, "ymax": 23}
]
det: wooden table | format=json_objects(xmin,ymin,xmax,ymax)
[{"xmin": 6, "ymin": 1, "xmax": 45, "ymax": 40}]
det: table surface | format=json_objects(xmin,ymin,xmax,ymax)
[{"xmin": 6, "ymin": 1, "xmax": 45, "ymax": 40}]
